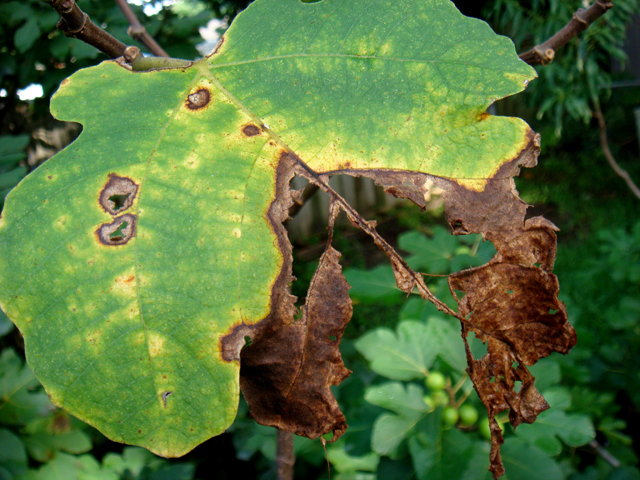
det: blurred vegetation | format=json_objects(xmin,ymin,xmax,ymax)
[{"xmin": 2, "ymin": 0, "xmax": 640, "ymax": 479}]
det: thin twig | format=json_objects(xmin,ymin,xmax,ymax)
[
  {"xmin": 593, "ymin": 102, "xmax": 640, "ymax": 200},
  {"xmin": 276, "ymin": 429, "xmax": 295, "ymax": 480},
  {"xmin": 43, "ymin": 0, "xmax": 128, "ymax": 59},
  {"xmin": 588, "ymin": 440, "xmax": 621, "ymax": 468},
  {"xmin": 291, "ymin": 160, "xmax": 463, "ymax": 322},
  {"xmin": 519, "ymin": 0, "xmax": 613, "ymax": 66},
  {"xmin": 113, "ymin": 0, "xmax": 169, "ymax": 57}
]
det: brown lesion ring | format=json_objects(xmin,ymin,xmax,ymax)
[
  {"xmin": 99, "ymin": 174, "xmax": 138, "ymax": 215},
  {"xmin": 96, "ymin": 214, "xmax": 137, "ymax": 246}
]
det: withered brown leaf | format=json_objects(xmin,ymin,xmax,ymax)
[{"xmin": 239, "ymin": 202, "xmax": 352, "ymax": 440}]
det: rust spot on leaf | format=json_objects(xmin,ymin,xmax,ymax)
[
  {"xmin": 242, "ymin": 124, "xmax": 261, "ymax": 137},
  {"xmin": 186, "ymin": 88, "xmax": 211, "ymax": 110},
  {"xmin": 95, "ymin": 214, "xmax": 137, "ymax": 246},
  {"xmin": 99, "ymin": 174, "xmax": 138, "ymax": 215}
]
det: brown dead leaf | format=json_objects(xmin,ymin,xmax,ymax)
[{"xmin": 239, "ymin": 201, "xmax": 352, "ymax": 440}]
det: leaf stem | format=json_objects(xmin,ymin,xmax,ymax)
[
  {"xmin": 519, "ymin": 0, "xmax": 613, "ymax": 66},
  {"xmin": 40, "ymin": 0, "xmax": 192, "ymax": 71}
]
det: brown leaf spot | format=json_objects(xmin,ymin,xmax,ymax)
[
  {"xmin": 99, "ymin": 174, "xmax": 138, "ymax": 215},
  {"xmin": 186, "ymin": 88, "xmax": 211, "ymax": 110},
  {"xmin": 95, "ymin": 214, "xmax": 137, "ymax": 246},
  {"xmin": 242, "ymin": 124, "xmax": 261, "ymax": 137}
]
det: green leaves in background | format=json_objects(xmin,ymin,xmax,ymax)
[
  {"xmin": 355, "ymin": 317, "xmax": 466, "ymax": 381},
  {"xmin": 0, "ymin": 135, "xmax": 30, "ymax": 211},
  {"xmin": 0, "ymin": 349, "xmax": 53, "ymax": 426}
]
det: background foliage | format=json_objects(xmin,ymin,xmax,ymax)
[{"xmin": 1, "ymin": 0, "xmax": 640, "ymax": 478}]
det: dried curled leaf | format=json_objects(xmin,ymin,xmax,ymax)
[
  {"xmin": 440, "ymin": 148, "xmax": 577, "ymax": 478},
  {"xmin": 240, "ymin": 205, "xmax": 352, "ymax": 439}
]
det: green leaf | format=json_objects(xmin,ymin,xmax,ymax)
[
  {"xmin": 0, "ymin": 0, "xmax": 535, "ymax": 455},
  {"xmin": 371, "ymin": 413, "xmax": 419, "ymax": 456},
  {"xmin": 0, "ymin": 349, "xmax": 54, "ymax": 425},
  {"xmin": 408, "ymin": 428, "xmax": 475, "ymax": 480},
  {"xmin": 14, "ymin": 19, "xmax": 41, "ymax": 54},
  {"xmin": 500, "ymin": 437, "xmax": 564, "ymax": 480},
  {"xmin": 0, "ymin": 167, "xmax": 28, "ymax": 191},
  {"xmin": 0, "ymin": 428, "xmax": 28, "ymax": 478},
  {"xmin": 0, "ymin": 135, "xmax": 29, "ymax": 165},
  {"xmin": 24, "ymin": 430, "xmax": 93, "ymax": 463},
  {"xmin": 356, "ymin": 322, "xmax": 438, "ymax": 380},
  {"xmin": 328, "ymin": 446, "xmax": 380, "ymax": 473},
  {"xmin": 514, "ymin": 409, "xmax": 595, "ymax": 455},
  {"xmin": 0, "ymin": 309, "xmax": 14, "ymax": 338},
  {"xmin": 18, "ymin": 453, "xmax": 118, "ymax": 480},
  {"xmin": 400, "ymin": 227, "xmax": 458, "ymax": 274},
  {"xmin": 102, "ymin": 446, "xmax": 165, "ymax": 478},
  {"xmin": 344, "ymin": 265, "xmax": 402, "ymax": 304},
  {"xmin": 364, "ymin": 382, "xmax": 428, "ymax": 419}
]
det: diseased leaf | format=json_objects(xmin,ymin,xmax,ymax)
[
  {"xmin": 0, "ymin": 0, "xmax": 566, "ymax": 467},
  {"xmin": 240, "ymin": 200, "xmax": 351, "ymax": 440},
  {"xmin": 443, "ymin": 174, "xmax": 576, "ymax": 477}
]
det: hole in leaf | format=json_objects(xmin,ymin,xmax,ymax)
[
  {"xmin": 96, "ymin": 214, "xmax": 137, "ymax": 246},
  {"xmin": 514, "ymin": 380, "xmax": 522, "ymax": 393},
  {"xmin": 506, "ymin": 289, "xmax": 514, "ymax": 294},
  {"xmin": 301, "ymin": 0, "xmax": 323, "ymax": 3},
  {"xmin": 109, "ymin": 221, "xmax": 128, "ymax": 242},
  {"xmin": 534, "ymin": 262, "xmax": 542, "ymax": 268},
  {"xmin": 549, "ymin": 309, "xmax": 559, "ymax": 315},
  {"xmin": 108, "ymin": 194, "xmax": 130, "ymax": 213},
  {"xmin": 329, "ymin": 335, "xmax": 336, "ymax": 341},
  {"xmin": 161, "ymin": 391, "xmax": 173, "ymax": 408},
  {"xmin": 490, "ymin": 376, "xmax": 496, "ymax": 383},
  {"xmin": 244, "ymin": 336, "xmax": 252, "ymax": 346},
  {"xmin": 100, "ymin": 174, "xmax": 138, "ymax": 215}
]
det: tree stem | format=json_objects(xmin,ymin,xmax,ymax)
[
  {"xmin": 43, "ymin": 0, "xmax": 128, "ymax": 59},
  {"xmin": 276, "ymin": 429, "xmax": 295, "ymax": 480},
  {"xmin": 519, "ymin": 0, "xmax": 613, "ymax": 66},
  {"xmin": 113, "ymin": 0, "xmax": 169, "ymax": 58},
  {"xmin": 593, "ymin": 102, "xmax": 640, "ymax": 200}
]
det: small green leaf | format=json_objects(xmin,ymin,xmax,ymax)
[
  {"xmin": 0, "ymin": 309, "xmax": 14, "ymax": 338},
  {"xmin": 408, "ymin": 428, "xmax": 475, "ymax": 480},
  {"xmin": 514, "ymin": 409, "xmax": 594, "ymax": 455},
  {"xmin": 356, "ymin": 322, "xmax": 438, "ymax": 380},
  {"xmin": 0, "ymin": 428, "xmax": 28, "ymax": 477},
  {"xmin": 0, "ymin": 135, "xmax": 29, "ymax": 164},
  {"xmin": 500, "ymin": 437, "xmax": 564, "ymax": 480},
  {"xmin": 328, "ymin": 446, "xmax": 380, "ymax": 473},
  {"xmin": 400, "ymin": 228, "xmax": 458, "ymax": 274},
  {"xmin": 371, "ymin": 413, "xmax": 418, "ymax": 455},
  {"xmin": 0, "ymin": 167, "xmax": 28, "ymax": 191},
  {"xmin": 14, "ymin": 19, "xmax": 41, "ymax": 53},
  {"xmin": 0, "ymin": 349, "xmax": 54, "ymax": 425},
  {"xmin": 18, "ymin": 453, "xmax": 118, "ymax": 480},
  {"xmin": 365, "ymin": 383, "xmax": 428, "ymax": 419},
  {"xmin": 24, "ymin": 430, "xmax": 93, "ymax": 463},
  {"xmin": 344, "ymin": 265, "xmax": 402, "ymax": 304}
]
